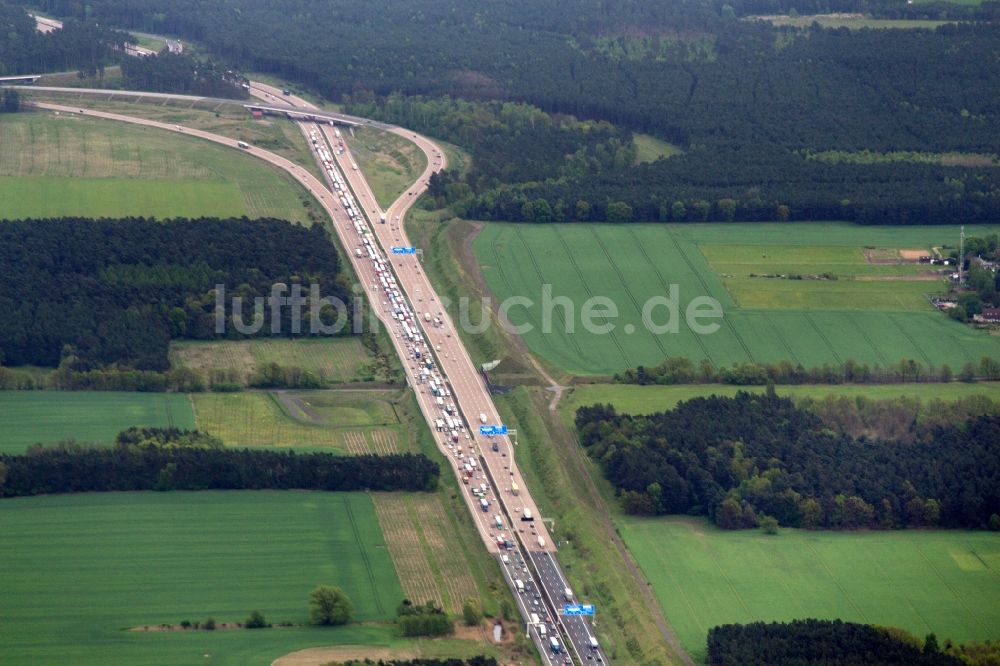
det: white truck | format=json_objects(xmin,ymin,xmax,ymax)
[{"xmin": 479, "ymin": 412, "xmax": 488, "ymax": 424}]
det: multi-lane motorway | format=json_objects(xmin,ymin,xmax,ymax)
[
  {"xmin": 23, "ymin": 86, "xmax": 607, "ymax": 663},
  {"xmin": 250, "ymin": 81, "xmax": 608, "ymax": 664}
]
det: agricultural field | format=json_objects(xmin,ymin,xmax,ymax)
[
  {"xmin": 0, "ymin": 111, "xmax": 315, "ymax": 223},
  {"xmin": 621, "ymin": 516, "xmax": 1000, "ymax": 663},
  {"xmin": 170, "ymin": 338, "xmax": 375, "ymax": 385},
  {"xmin": 0, "ymin": 391, "xmax": 194, "ymax": 455},
  {"xmin": 191, "ymin": 390, "xmax": 411, "ymax": 454},
  {"xmin": 345, "ymin": 126, "xmax": 428, "ymax": 208},
  {"xmin": 473, "ymin": 222, "xmax": 1000, "ymax": 375},
  {"xmin": 0, "ymin": 491, "xmax": 410, "ymax": 665},
  {"xmin": 21, "ymin": 95, "xmax": 324, "ymax": 179},
  {"xmin": 374, "ymin": 493, "xmax": 490, "ymax": 615},
  {"xmin": 560, "ymin": 381, "xmax": 1000, "ymax": 417}
]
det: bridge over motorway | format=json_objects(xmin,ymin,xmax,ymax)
[{"xmin": 0, "ymin": 84, "xmax": 369, "ymax": 128}]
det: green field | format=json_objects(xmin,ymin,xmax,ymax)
[
  {"xmin": 0, "ymin": 391, "xmax": 194, "ymax": 454},
  {"xmin": 701, "ymin": 243, "xmax": 937, "ymax": 310},
  {"xmin": 191, "ymin": 390, "xmax": 408, "ymax": 454},
  {"xmin": 473, "ymin": 222, "xmax": 1000, "ymax": 375},
  {"xmin": 345, "ymin": 126, "xmax": 428, "ymax": 208},
  {"xmin": 633, "ymin": 133, "xmax": 683, "ymax": 163},
  {"xmin": 170, "ymin": 338, "xmax": 375, "ymax": 385},
  {"xmin": 560, "ymin": 381, "xmax": 1000, "ymax": 416},
  {"xmin": 621, "ymin": 516, "xmax": 1000, "ymax": 662},
  {"xmin": 0, "ymin": 112, "xmax": 314, "ymax": 223},
  {"xmin": 0, "ymin": 491, "xmax": 408, "ymax": 665}
]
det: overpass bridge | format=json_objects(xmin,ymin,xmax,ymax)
[
  {"xmin": 0, "ymin": 84, "xmax": 370, "ymax": 127},
  {"xmin": 0, "ymin": 75, "xmax": 41, "ymax": 84}
]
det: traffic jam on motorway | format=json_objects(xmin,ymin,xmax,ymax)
[{"xmin": 306, "ymin": 125, "xmax": 603, "ymax": 664}]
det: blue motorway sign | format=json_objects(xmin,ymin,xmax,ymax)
[
  {"xmin": 391, "ymin": 246, "xmax": 417, "ymax": 254},
  {"xmin": 562, "ymin": 604, "xmax": 595, "ymax": 616},
  {"xmin": 479, "ymin": 425, "xmax": 508, "ymax": 436}
]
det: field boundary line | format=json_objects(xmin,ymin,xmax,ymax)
[
  {"xmin": 344, "ymin": 495, "xmax": 385, "ymax": 614},
  {"xmin": 551, "ymin": 226, "xmax": 633, "ymax": 368},
  {"xmin": 590, "ymin": 226, "xmax": 669, "ymax": 359},
  {"xmin": 667, "ymin": 231, "xmax": 755, "ymax": 362}
]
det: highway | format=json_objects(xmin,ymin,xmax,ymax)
[
  {"xmin": 250, "ymin": 82, "xmax": 608, "ymax": 664},
  {"xmin": 28, "ymin": 86, "xmax": 607, "ymax": 663}
]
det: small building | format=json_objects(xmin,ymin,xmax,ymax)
[
  {"xmin": 251, "ymin": 109, "xmax": 263, "ymax": 119},
  {"xmin": 980, "ymin": 307, "xmax": 1000, "ymax": 323}
]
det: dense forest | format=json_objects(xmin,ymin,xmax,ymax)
[
  {"xmin": 0, "ymin": 430, "xmax": 439, "ymax": 497},
  {"xmin": 121, "ymin": 52, "xmax": 249, "ymax": 98},
  {"xmin": 20, "ymin": 0, "xmax": 1000, "ymax": 223},
  {"xmin": 0, "ymin": 217, "xmax": 349, "ymax": 370},
  {"xmin": 0, "ymin": 1, "xmax": 127, "ymax": 77},
  {"xmin": 575, "ymin": 392, "xmax": 1000, "ymax": 529},
  {"xmin": 616, "ymin": 355, "xmax": 1000, "ymax": 385},
  {"xmin": 707, "ymin": 620, "xmax": 962, "ymax": 666}
]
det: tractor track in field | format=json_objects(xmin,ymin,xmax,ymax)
[
  {"xmin": 889, "ymin": 314, "xmax": 934, "ymax": 367},
  {"xmin": 850, "ymin": 316, "xmax": 890, "ymax": 366},
  {"xmin": 806, "ymin": 313, "xmax": 842, "ymax": 365},
  {"xmin": 667, "ymin": 230, "xmax": 759, "ymax": 362},
  {"xmin": 345, "ymin": 495, "xmax": 385, "ymax": 614},
  {"xmin": 552, "ymin": 226, "xmax": 634, "ymax": 368},
  {"xmin": 590, "ymin": 227, "xmax": 669, "ymax": 359},
  {"xmin": 629, "ymin": 227, "xmax": 714, "ymax": 362},
  {"xmin": 513, "ymin": 226, "xmax": 585, "ymax": 361},
  {"xmin": 759, "ymin": 313, "xmax": 802, "ymax": 366}
]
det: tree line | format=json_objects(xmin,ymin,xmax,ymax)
[
  {"xmin": 0, "ymin": 429, "xmax": 439, "ymax": 497},
  {"xmin": 615, "ymin": 355, "xmax": 1000, "ymax": 386},
  {"xmin": 22, "ymin": 0, "xmax": 1000, "ymax": 225},
  {"xmin": 575, "ymin": 391, "xmax": 1000, "ymax": 530},
  {"xmin": 707, "ymin": 620, "xmax": 962, "ymax": 666},
  {"xmin": 0, "ymin": 1, "xmax": 128, "ymax": 77},
  {"xmin": 121, "ymin": 52, "xmax": 248, "ymax": 98},
  {"xmin": 945, "ymin": 234, "xmax": 1000, "ymax": 322},
  {"xmin": 0, "ymin": 217, "xmax": 350, "ymax": 371}
]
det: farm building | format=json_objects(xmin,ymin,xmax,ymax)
[{"xmin": 976, "ymin": 307, "xmax": 1000, "ymax": 323}]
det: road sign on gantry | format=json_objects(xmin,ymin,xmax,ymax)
[
  {"xmin": 391, "ymin": 246, "xmax": 417, "ymax": 254},
  {"xmin": 562, "ymin": 604, "xmax": 595, "ymax": 616},
  {"xmin": 479, "ymin": 425, "xmax": 508, "ymax": 436}
]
